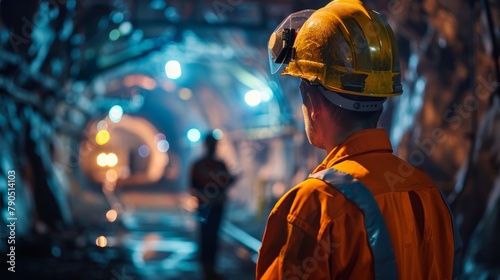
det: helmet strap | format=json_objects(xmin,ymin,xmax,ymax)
[{"xmin": 317, "ymin": 86, "xmax": 386, "ymax": 112}]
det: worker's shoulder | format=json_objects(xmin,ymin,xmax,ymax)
[
  {"xmin": 274, "ymin": 177, "xmax": 357, "ymax": 222},
  {"xmin": 337, "ymin": 155, "xmax": 437, "ymax": 193}
]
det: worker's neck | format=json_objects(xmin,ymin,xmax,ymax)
[{"xmin": 322, "ymin": 126, "xmax": 367, "ymax": 154}]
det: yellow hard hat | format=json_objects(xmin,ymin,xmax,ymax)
[{"xmin": 268, "ymin": 0, "xmax": 403, "ymax": 98}]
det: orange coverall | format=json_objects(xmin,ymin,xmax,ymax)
[{"xmin": 256, "ymin": 129, "xmax": 461, "ymax": 279}]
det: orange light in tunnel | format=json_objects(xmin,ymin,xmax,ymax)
[
  {"xmin": 95, "ymin": 130, "xmax": 110, "ymax": 145},
  {"xmin": 124, "ymin": 74, "xmax": 157, "ymax": 90},
  {"xmin": 178, "ymin": 88, "xmax": 192, "ymax": 100},
  {"xmin": 272, "ymin": 181, "xmax": 286, "ymax": 199},
  {"xmin": 236, "ymin": 246, "xmax": 251, "ymax": 260},
  {"xmin": 106, "ymin": 209, "xmax": 118, "ymax": 222},
  {"xmin": 97, "ymin": 153, "xmax": 108, "ymax": 167},
  {"xmin": 142, "ymin": 77, "xmax": 156, "ymax": 90},
  {"xmin": 82, "ymin": 115, "xmax": 169, "ymax": 185},
  {"xmin": 96, "ymin": 236, "xmax": 107, "ymax": 247},
  {"xmin": 106, "ymin": 169, "xmax": 118, "ymax": 182},
  {"xmin": 107, "ymin": 153, "xmax": 118, "ymax": 167},
  {"xmin": 183, "ymin": 195, "xmax": 199, "ymax": 212}
]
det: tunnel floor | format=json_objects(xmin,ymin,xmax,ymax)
[{"xmin": 4, "ymin": 191, "xmax": 261, "ymax": 280}]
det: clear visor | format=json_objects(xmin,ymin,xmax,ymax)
[{"xmin": 268, "ymin": 9, "xmax": 315, "ymax": 75}]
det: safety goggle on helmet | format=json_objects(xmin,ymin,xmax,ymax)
[
  {"xmin": 267, "ymin": 0, "xmax": 403, "ymax": 112},
  {"xmin": 268, "ymin": 9, "xmax": 315, "ymax": 75}
]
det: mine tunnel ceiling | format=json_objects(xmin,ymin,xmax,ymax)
[
  {"xmin": 68, "ymin": 0, "xmax": 334, "ymax": 135},
  {"xmin": 0, "ymin": 0, "xmax": 332, "ymax": 140},
  {"xmin": 70, "ymin": 0, "xmax": 331, "ymax": 81}
]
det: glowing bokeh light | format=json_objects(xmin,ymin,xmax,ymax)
[
  {"xmin": 109, "ymin": 29, "xmax": 120, "ymax": 41},
  {"xmin": 119, "ymin": 21, "xmax": 132, "ymax": 35},
  {"xmin": 96, "ymin": 236, "xmax": 107, "ymax": 247},
  {"xmin": 107, "ymin": 153, "xmax": 118, "ymax": 167},
  {"xmin": 106, "ymin": 209, "xmax": 118, "ymax": 222},
  {"xmin": 272, "ymin": 181, "xmax": 286, "ymax": 198},
  {"xmin": 97, "ymin": 120, "xmax": 108, "ymax": 131},
  {"xmin": 95, "ymin": 130, "xmax": 110, "ymax": 145},
  {"xmin": 97, "ymin": 153, "xmax": 119, "ymax": 167},
  {"xmin": 185, "ymin": 196, "xmax": 199, "ymax": 212},
  {"xmin": 138, "ymin": 145, "xmax": 150, "ymax": 158},
  {"xmin": 105, "ymin": 169, "xmax": 118, "ymax": 182},
  {"xmin": 111, "ymin": 12, "xmax": 124, "ymax": 24},
  {"xmin": 109, "ymin": 105, "xmax": 123, "ymax": 123},
  {"xmin": 244, "ymin": 90, "xmax": 262, "ymax": 106},
  {"xmin": 97, "ymin": 153, "xmax": 108, "ymax": 167},
  {"xmin": 187, "ymin": 128, "xmax": 201, "ymax": 142},
  {"xmin": 165, "ymin": 60, "xmax": 182, "ymax": 79},
  {"xmin": 212, "ymin": 129, "xmax": 223, "ymax": 140},
  {"xmin": 261, "ymin": 89, "xmax": 272, "ymax": 102},
  {"xmin": 179, "ymin": 88, "xmax": 192, "ymax": 100},
  {"xmin": 157, "ymin": 140, "xmax": 170, "ymax": 152}
]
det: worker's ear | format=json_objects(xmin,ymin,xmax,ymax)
[
  {"xmin": 307, "ymin": 91, "xmax": 323, "ymax": 121},
  {"xmin": 299, "ymin": 80, "xmax": 323, "ymax": 121}
]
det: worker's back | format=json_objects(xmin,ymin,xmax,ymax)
[
  {"xmin": 333, "ymin": 146, "xmax": 459, "ymax": 279},
  {"xmin": 257, "ymin": 129, "xmax": 461, "ymax": 279}
]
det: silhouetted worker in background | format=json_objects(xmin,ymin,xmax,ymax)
[
  {"xmin": 190, "ymin": 134, "xmax": 236, "ymax": 280},
  {"xmin": 258, "ymin": 0, "xmax": 462, "ymax": 279}
]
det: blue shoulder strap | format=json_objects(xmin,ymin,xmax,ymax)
[{"xmin": 309, "ymin": 168, "xmax": 398, "ymax": 280}]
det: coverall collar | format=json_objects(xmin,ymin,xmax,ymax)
[{"xmin": 313, "ymin": 128, "xmax": 393, "ymax": 174}]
